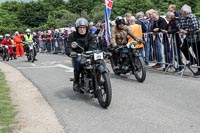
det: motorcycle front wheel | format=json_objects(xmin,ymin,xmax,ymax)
[
  {"xmin": 132, "ymin": 56, "xmax": 146, "ymax": 83},
  {"xmin": 97, "ymin": 72, "xmax": 112, "ymax": 108},
  {"xmin": 30, "ymin": 49, "xmax": 35, "ymax": 63},
  {"xmin": 3, "ymin": 51, "xmax": 9, "ymax": 61},
  {"xmin": 110, "ymin": 58, "xmax": 121, "ymax": 75}
]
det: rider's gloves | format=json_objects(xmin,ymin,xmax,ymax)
[
  {"xmin": 136, "ymin": 39, "xmax": 145, "ymax": 44},
  {"xmin": 70, "ymin": 51, "xmax": 77, "ymax": 57},
  {"xmin": 111, "ymin": 43, "xmax": 117, "ymax": 48}
]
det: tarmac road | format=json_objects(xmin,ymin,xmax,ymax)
[{"xmin": 4, "ymin": 53, "xmax": 200, "ymax": 133}]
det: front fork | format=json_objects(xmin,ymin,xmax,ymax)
[{"xmin": 93, "ymin": 61, "xmax": 109, "ymax": 96}]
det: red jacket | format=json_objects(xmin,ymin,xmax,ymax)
[
  {"xmin": 1, "ymin": 38, "xmax": 12, "ymax": 46},
  {"xmin": 1, "ymin": 38, "xmax": 14, "ymax": 54}
]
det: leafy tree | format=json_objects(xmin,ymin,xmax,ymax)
[
  {"xmin": 0, "ymin": 1, "xmax": 21, "ymax": 13},
  {"xmin": 66, "ymin": 0, "xmax": 101, "ymax": 15},
  {"xmin": 0, "ymin": 8, "xmax": 21, "ymax": 35},
  {"xmin": 111, "ymin": 0, "xmax": 153, "ymax": 19},
  {"xmin": 89, "ymin": 3, "xmax": 105, "ymax": 23},
  {"xmin": 0, "ymin": 0, "xmax": 199, "ymax": 34},
  {"xmin": 17, "ymin": 1, "xmax": 49, "ymax": 28},
  {"xmin": 46, "ymin": 9, "xmax": 79, "ymax": 29}
]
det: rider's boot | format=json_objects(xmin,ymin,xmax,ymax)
[{"xmin": 73, "ymin": 72, "xmax": 80, "ymax": 92}]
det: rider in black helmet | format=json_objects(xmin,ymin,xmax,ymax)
[
  {"xmin": 68, "ymin": 17, "xmax": 97, "ymax": 91},
  {"xmin": 111, "ymin": 16, "xmax": 141, "ymax": 68}
]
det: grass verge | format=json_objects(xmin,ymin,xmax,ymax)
[{"xmin": 0, "ymin": 70, "xmax": 15, "ymax": 133}]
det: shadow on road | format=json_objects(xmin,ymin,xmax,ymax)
[
  {"xmin": 54, "ymin": 86, "xmax": 103, "ymax": 109},
  {"xmin": 109, "ymin": 73, "xmax": 142, "ymax": 83}
]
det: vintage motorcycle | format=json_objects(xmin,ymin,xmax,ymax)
[
  {"xmin": 110, "ymin": 41, "xmax": 146, "ymax": 82},
  {"xmin": 23, "ymin": 41, "xmax": 36, "ymax": 63},
  {"xmin": 70, "ymin": 42, "xmax": 112, "ymax": 108},
  {"xmin": 0, "ymin": 45, "xmax": 10, "ymax": 61}
]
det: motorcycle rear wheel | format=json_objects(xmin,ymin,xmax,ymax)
[
  {"xmin": 132, "ymin": 56, "xmax": 146, "ymax": 82},
  {"xmin": 97, "ymin": 73, "xmax": 112, "ymax": 108}
]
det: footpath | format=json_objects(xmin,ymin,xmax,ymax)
[{"xmin": 0, "ymin": 62, "xmax": 66, "ymax": 133}]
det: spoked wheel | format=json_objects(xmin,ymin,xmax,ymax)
[
  {"xmin": 132, "ymin": 56, "xmax": 146, "ymax": 82},
  {"xmin": 3, "ymin": 51, "xmax": 9, "ymax": 61},
  {"xmin": 110, "ymin": 58, "xmax": 121, "ymax": 75},
  {"xmin": 27, "ymin": 53, "xmax": 31, "ymax": 62},
  {"xmin": 30, "ymin": 49, "xmax": 35, "ymax": 63},
  {"xmin": 96, "ymin": 72, "xmax": 112, "ymax": 108},
  {"xmin": 6, "ymin": 52, "xmax": 10, "ymax": 61},
  {"xmin": 2, "ymin": 52, "xmax": 5, "ymax": 61}
]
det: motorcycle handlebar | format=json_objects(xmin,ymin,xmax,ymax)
[
  {"xmin": 70, "ymin": 51, "xmax": 112, "ymax": 58},
  {"xmin": 23, "ymin": 41, "xmax": 34, "ymax": 45}
]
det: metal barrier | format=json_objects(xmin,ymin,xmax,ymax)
[{"xmin": 143, "ymin": 30, "xmax": 200, "ymax": 77}]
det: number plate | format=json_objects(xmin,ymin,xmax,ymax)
[
  {"xmin": 94, "ymin": 52, "xmax": 103, "ymax": 60},
  {"xmin": 29, "ymin": 46, "xmax": 33, "ymax": 50}
]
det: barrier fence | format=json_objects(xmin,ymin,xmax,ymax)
[
  {"xmin": 39, "ymin": 38, "xmax": 66, "ymax": 54},
  {"xmin": 143, "ymin": 30, "xmax": 200, "ymax": 76},
  {"xmin": 35, "ymin": 31, "xmax": 200, "ymax": 77}
]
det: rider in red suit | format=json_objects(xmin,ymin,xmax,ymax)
[{"xmin": 1, "ymin": 34, "xmax": 16, "ymax": 59}]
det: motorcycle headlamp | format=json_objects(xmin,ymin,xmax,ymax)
[{"xmin": 130, "ymin": 43, "xmax": 137, "ymax": 49}]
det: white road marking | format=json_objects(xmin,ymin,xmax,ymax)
[
  {"xmin": 18, "ymin": 66, "xmax": 57, "ymax": 69},
  {"xmin": 64, "ymin": 60, "xmax": 71, "ymax": 63},
  {"xmin": 31, "ymin": 63, "xmax": 38, "ymax": 67},
  {"xmin": 56, "ymin": 64, "xmax": 73, "ymax": 72},
  {"xmin": 17, "ymin": 64, "xmax": 73, "ymax": 72}
]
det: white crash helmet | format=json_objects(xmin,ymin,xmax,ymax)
[
  {"xmin": 5, "ymin": 34, "xmax": 10, "ymax": 37},
  {"xmin": 26, "ymin": 29, "xmax": 31, "ymax": 33}
]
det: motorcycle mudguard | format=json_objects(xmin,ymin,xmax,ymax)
[
  {"xmin": 0, "ymin": 47, "xmax": 3, "ymax": 53},
  {"xmin": 97, "ymin": 64, "xmax": 109, "ymax": 73}
]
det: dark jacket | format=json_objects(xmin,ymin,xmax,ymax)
[
  {"xmin": 151, "ymin": 17, "xmax": 168, "ymax": 32},
  {"xmin": 68, "ymin": 31, "xmax": 97, "ymax": 53},
  {"xmin": 167, "ymin": 18, "xmax": 181, "ymax": 34}
]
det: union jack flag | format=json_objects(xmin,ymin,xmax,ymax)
[{"xmin": 104, "ymin": 0, "xmax": 113, "ymax": 46}]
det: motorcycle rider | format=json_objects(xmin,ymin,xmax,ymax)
[
  {"xmin": 0, "ymin": 35, "xmax": 3, "ymax": 43},
  {"xmin": 1, "ymin": 34, "xmax": 16, "ymax": 59},
  {"xmin": 0, "ymin": 35, "xmax": 3, "ymax": 54},
  {"xmin": 68, "ymin": 17, "xmax": 97, "ymax": 92},
  {"xmin": 24, "ymin": 29, "xmax": 37, "ymax": 61},
  {"xmin": 110, "ymin": 16, "xmax": 142, "ymax": 68}
]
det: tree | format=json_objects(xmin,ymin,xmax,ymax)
[
  {"xmin": 89, "ymin": 3, "xmax": 104, "ymax": 23},
  {"xmin": 46, "ymin": 9, "xmax": 79, "ymax": 29},
  {"xmin": 0, "ymin": 0, "xmax": 199, "ymax": 34},
  {"xmin": 66, "ymin": 0, "xmax": 101, "ymax": 15},
  {"xmin": 111, "ymin": 0, "xmax": 153, "ymax": 19}
]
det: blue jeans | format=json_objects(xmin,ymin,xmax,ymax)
[
  {"xmin": 154, "ymin": 37, "xmax": 162, "ymax": 64},
  {"xmin": 72, "ymin": 55, "xmax": 82, "ymax": 83},
  {"xmin": 46, "ymin": 41, "xmax": 51, "ymax": 52},
  {"xmin": 144, "ymin": 37, "xmax": 150, "ymax": 64}
]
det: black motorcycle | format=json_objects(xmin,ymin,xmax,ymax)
[
  {"xmin": 0, "ymin": 45, "xmax": 10, "ymax": 61},
  {"xmin": 70, "ymin": 43, "xmax": 112, "ymax": 108},
  {"xmin": 23, "ymin": 41, "xmax": 36, "ymax": 63},
  {"xmin": 110, "ymin": 42, "xmax": 146, "ymax": 82}
]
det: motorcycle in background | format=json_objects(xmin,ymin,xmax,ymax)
[
  {"xmin": 110, "ymin": 41, "xmax": 146, "ymax": 83},
  {"xmin": 0, "ymin": 45, "xmax": 10, "ymax": 61},
  {"xmin": 23, "ymin": 41, "xmax": 36, "ymax": 63}
]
